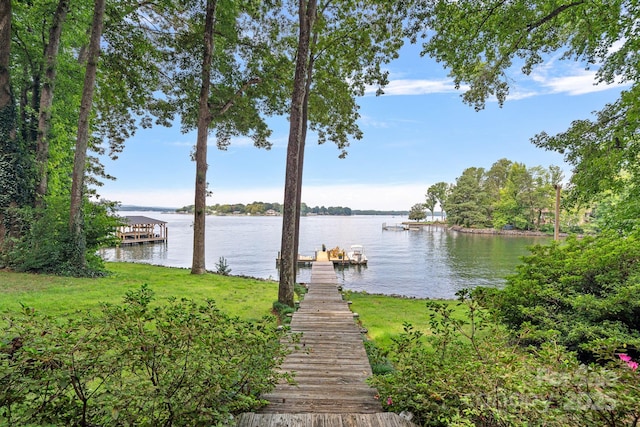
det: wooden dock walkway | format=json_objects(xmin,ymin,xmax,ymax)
[{"xmin": 236, "ymin": 262, "xmax": 416, "ymax": 427}]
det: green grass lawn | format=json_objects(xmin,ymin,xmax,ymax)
[
  {"xmin": 0, "ymin": 262, "xmax": 279, "ymax": 322},
  {"xmin": 346, "ymin": 291, "xmax": 466, "ymax": 348},
  {"xmin": 0, "ymin": 262, "xmax": 458, "ymax": 348}
]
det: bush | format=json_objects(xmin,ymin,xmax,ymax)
[
  {"xmin": 3, "ymin": 197, "xmax": 120, "ymax": 276},
  {"xmin": 0, "ymin": 285, "xmax": 291, "ymax": 426},
  {"xmin": 484, "ymin": 231, "xmax": 640, "ymax": 362},
  {"xmin": 364, "ymin": 340, "xmax": 394, "ymax": 376},
  {"xmin": 272, "ymin": 300, "xmax": 295, "ymax": 325},
  {"xmin": 215, "ymin": 256, "xmax": 232, "ymax": 275},
  {"xmin": 369, "ymin": 291, "xmax": 640, "ymax": 427}
]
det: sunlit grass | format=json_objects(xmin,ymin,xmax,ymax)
[
  {"xmin": 346, "ymin": 291, "xmax": 467, "ymax": 348},
  {"xmin": 0, "ymin": 262, "xmax": 279, "ymax": 322},
  {"xmin": 1, "ymin": 263, "xmax": 463, "ymax": 349}
]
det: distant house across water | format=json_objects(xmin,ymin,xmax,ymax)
[{"xmin": 116, "ymin": 216, "xmax": 167, "ymax": 245}]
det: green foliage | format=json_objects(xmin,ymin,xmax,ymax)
[
  {"xmin": 215, "ymin": 256, "xmax": 232, "ymax": 275},
  {"xmin": 272, "ymin": 300, "xmax": 295, "ymax": 325},
  {"xmin": 483, "ymin": 231, "xmax": 640, "ymax": 362},
  {"xmin": 410, "ymin": 1, "xmax": 633, "ymax": 111},
  {"xmin": 590, "ymin": 178, "xmax": 640, "ymax": 233},
  {"xmin": 3, "ymin": 197, "xmax": 119, "ymax": 276},
  {"xmin": 409, "ymin": 0, "xmax": 639, "ymax": 220},
  {"xmin": 408, "ymin": 203, "xmax": 426, "ymax": 221},
  {"xmin": 446, "ymin": 167, "xmax": 492, "ymax": 228},
  {"xmin": 426, "ymin": 181, "xmax": 450, "ymax": 220},
  {"xmin": 533, "ymin": 92, "xmax": 640, "ymax": 208},
  {"xmin": 369, "ymin": 291, "xmax": 640, "ymax": 426},
  {"xmin": 0, "ymin": 103, "xmax": 35, "ymax": 213},
  {"xmin": 0, "ymin": 285, "xmax": 290, "ymax": 426},
  {"xmin": 293, "ymin": 282, "xmax": 307, "ymax": 300},
  {"xmin": 178, "ymin": 202, "xmax": 355, "ymax": 216},
  {"xmin": 364, "ymin": 340, "xmax": 395, "ymax": 376},
  {"xmin": 443, "ymin": 159, "xmax": 560, "ymax": 230},
  {"xmin": 307, "ymin": 205, "xmax": 352, "ymax": 215}
]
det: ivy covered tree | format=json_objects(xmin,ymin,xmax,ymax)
[
  {"xmin": 1, "ymin": 0, "xmax": 176, "ymax": 274},
  {"xmin": 0, "ymin": 0, "xmax": 40, "ymax": 249},
  {"xmin": 0, "ymin": 0, "xmax": 21, "ymax": 247}
]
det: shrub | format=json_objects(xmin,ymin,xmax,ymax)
[
  {"xmin": 483, "ymin": 231, "xmax": 640, "ymax": 362},
  {"xmin": 3, "ymin": 197, "xmax": 120, "ymax": 277},
  {"xmin": 364, "ymin": 340, "xmax": 395, "ymax": 376},
  {"xmin": 272, "ymin": 300, "xmax": 295, "ymax": 325},
  {"xmin": 369, "ymin": 291, "xmax": 640, "ymax": 427},
  {"xmin": 0, "ymin": 285, "xmax": 291, "ymax": 426},
  {"xmin": 215, "ymin": 256, "xmax": 232, "ymax": 275}
]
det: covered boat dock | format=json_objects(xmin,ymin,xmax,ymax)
[{"xmin": 116, "ymin": 215, "xmax": 167, "ymax": 245}]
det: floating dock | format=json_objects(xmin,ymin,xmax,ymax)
[
  {"xmin": 382, "ymin": 222, "xmax": 408, "ymax": 231},
  {"xmin": 277, "ymin": 246, "xmax": 367, "ymax": 267}
]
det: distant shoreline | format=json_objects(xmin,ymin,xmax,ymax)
[
  {"xmin": 118, "ymin": 204, "xmax": 410, "ymax": 217},
  {"xmin": 404, "ymin": 222, "xmax": 558, "ymax": 237}
]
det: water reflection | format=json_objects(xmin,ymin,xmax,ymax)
[
  {"xmin": 111, "ymin": 243, "xmax": 168, "ymax": 264},
  {"xmin": 442, "ymin": 232, "xmax": 543, "ymax": 294},
  {"xmin": 101, "ymin": 213, "xmax": 549, "ymax": 299}
]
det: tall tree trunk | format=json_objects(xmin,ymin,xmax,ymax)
[
  {"xmin": 0, "ymin": 0, "xmax": 13, "ymax": 247},
  {"xmin": 279, "ymin": 0, "xmax": 317, "ymax": 306},
  {"xmin": 292, "ymin": 29, "xmax": 317, "ymax": 289},
  {"xmin": 69, "ymin": 0, "xmax": 105, "ymax": 269},
  {"xmin": 191, "ymin": 0, "xmax": 217, "ymax": 275},
  {"xmin": 35, "ymin": 0, "xmax": 70, "ymax": 208}
]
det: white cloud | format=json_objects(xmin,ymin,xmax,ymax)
[
  {"xmin": 368, "ymin": 79, "xmax": 465, "ymax": 96},
  {"xmin": 530, "ymin": 60, "xmax": 629, "ymax": 96},
  {"xmin": 505, "ymin": 88, "xmax": 540, "ymax": 101},
  {"xmin": 371, "ymin": 59, "xmax": 628, "ymax": 101},
  {"xmin": 538, "ymin": 69, "xmax": 606, "ymax": 95}
]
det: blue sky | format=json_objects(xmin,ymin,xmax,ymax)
[{"xmin": 97, "ymin": 42, "xmax": 626, "ymax": 211}]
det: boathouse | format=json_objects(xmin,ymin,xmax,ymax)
[{"xmin": 116, "ymin": 216, "xmax": 167, "ymax": 245}]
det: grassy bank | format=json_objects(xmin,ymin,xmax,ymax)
[
  {"xmin": 0, "ymin": 262, "xmax": 279, "ymax": 322},
  {"xmin": 0, "ymin": 262, "xmax": 446, "ymax": 346},
  {"xmin": 345, "ymin": 291, "xmax": 463, "ymax": 348}
]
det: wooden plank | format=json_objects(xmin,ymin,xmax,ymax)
[
  {"xmin": 236, "ymin": 412, "xmax": 418, "ymax": 426},
  {"xmin": 234, "ymin": 261, "xmax": 421, "ymax": 426},
  {"xmin": 253, "ymin": 261, "xmax": 381, "ymax": 415}
]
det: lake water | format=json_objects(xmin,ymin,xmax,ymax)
[{"xmin": 100, "ymin": 212, "xmax": 550, "ymax": 299}]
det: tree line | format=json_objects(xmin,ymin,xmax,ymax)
[
  {"xmin": 176, "ymin": 202, "xmax": 352, "ymax": 216},
  {"xmin": 176, "ymin": 204, "xmax": 406, "ymax": 216},
  {"xmin": 410, "ymin": 158, "xmax": 563, "ymax": 231}
]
